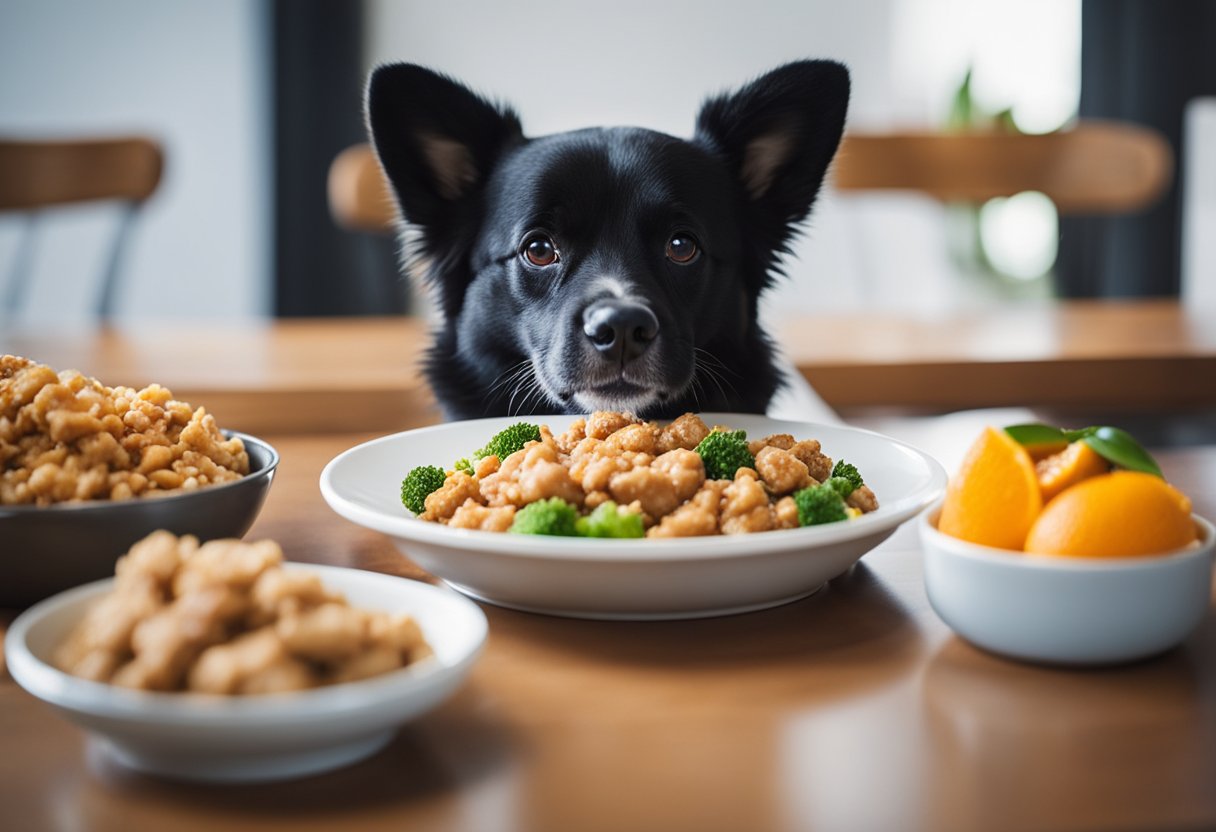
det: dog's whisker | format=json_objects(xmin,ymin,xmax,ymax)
[
  {"xmin": 694, "ymin": 356, "xmax": 732, "ymax": 408},
  {"xmin": 514, "ymin": 375, "xmax": 539, "ymax": 415},
  {"xmin": 486, "ymin": 359, "xmax": 533, "ymax": 399},
  {"xmin": 523, "ymin": 380, "xmax": 549, "ymax": 414},
  {"xmin": 688, "ymin": 372, "xmax": 704, "ymax": 409},
  {"xmin": 694, "ymin": 347, "xmax": 742, "ymax": 379},
  {"xmin": 506, "ymin": 372, "xmax": 531, "ymax": 416}
]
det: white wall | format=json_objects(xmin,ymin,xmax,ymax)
[
  {"xmin": 364, "ymin": 0, "xmax": 901, "ymax": 319},
  {"xmin": 0, "ymin": 0, "xmax": 270, "ymax": 325},
  {"xmin": 364, "ymin": 0, "xmax": 1081, "ymax": 319}
]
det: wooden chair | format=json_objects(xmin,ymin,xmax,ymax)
[
  {"xmin": 327, "ymin": 121, "xmax": 1172, "ymax": 232},
  {"xmin": 833, "ymin": 122, "xmax": 1172, "ymax": 214},
  {"xmin": 0, "ymin": 137, "xmax": 164, "ymax": 318}
]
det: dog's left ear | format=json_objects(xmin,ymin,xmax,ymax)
[
  {"xmin": 366, "ymin": 63, "xmax": 524, "ymax": 232},
  {"xmin": 695, "ymin": 60, "xmax": 849, "ymax": 246}
]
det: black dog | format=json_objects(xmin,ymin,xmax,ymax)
[{"xmin": 366, "ymin": 61, "xmax": 849, "ymax": 421}]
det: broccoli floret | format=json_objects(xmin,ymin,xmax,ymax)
[
  {"xmin": 793, "ymin": 483, "xmax": 849, "ymax": 526},
  {"xmin": 453, "ymin": 457, "xmax": 474, "ymax": 476},
  {"xmin": 509, "ymin": 497, "xmax": 579, "ymax": 536},
  {"xmin": 695, "ymin": 429, "xmax": 755, "ymax": 480},
  {"xmin": 476, "ymin": 422, "xmax": 541, "ymax": 461},
  {"xmin": 401, "ymin": 465, "xmax": 447, "ymax": 515},
  {"xmin": 825, "ymin": 476, "xmax": 856, "ymax": 498},
  {"xmin": 575, "ymin": 501, "xmax": 645, "ymax": 538},
  {"xmin": 830, "ymin": 460, "xmax": 864, "ymax": 493}
]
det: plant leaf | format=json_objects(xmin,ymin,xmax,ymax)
[
  {"xmin": 1061, "ymin": 426, "xmax": 1098, "ymax": 442},
  {"xmin": 1004, "ymin": 424, "xmax": 1067, "ymax": 446},
  {"xmin": 1081, "ymin": 427, "xmax": 1163, "ymax": 477}
]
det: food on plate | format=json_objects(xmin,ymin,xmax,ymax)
[
  {"xmin": 54, "ymin": 531, "xmax": 432, "ymax": 694},
  {"xmin": 575, "ymin": 501, "xmax": 646, "ymax": 538},
  {"xmin": 399, "ymin": 412, "xmax": 879, "ymax": 537},
  {"xmin": 938, "ymin": 422, "xmax": 1198, "ymax": 557},
  {"xmin": 1, "ymin": 355, "xmax": 249, "ymax": 505},
  {"xmin": 401, "ymin": 465, "xmax": 447, "ymax": 515}
]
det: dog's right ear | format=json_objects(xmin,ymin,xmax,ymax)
[{"xmin": 366, "ymin": 64, "xmax": 523, "ymax": 230}]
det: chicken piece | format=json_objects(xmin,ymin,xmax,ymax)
[
  {"xmin": 754, "ymin": 445, "xmax": 811, "ymax": 496},
  {"xmin": 480, "ymin": 442, "xmax": 583, "ymax": 507},
  {"xmin": 774, "ymin": 495, "xmax": 800, "ymax": 529},
  {"xmin": 847, "ymin": 484, "xmax": 879, "ymax": 514},
  {"xmin": 604, "ymin": 422, "xmax": 659, "ymax": 455},
  {"xmin": 53, "ymin": 573, "xmax": 165, "ymax": 672},
  {"xmin": 248, "ymin": 567, "xmax": 337, "ymax": 626},
  {"xmin": 329, "ymin": 646, "xmax": 403, "ymax": 685},
  {"xmin": 656, "ymin": 412, "xmax": 711, "ymax": 453},
  {"xmin": 789, "ymin": 439, "xmax": 834, "ymax": 483},
  {"xmin": 172, "ymin": 537, "xmax": 283, "ymax": 597},
  {"xmin": 747, "ymin": 433, "xmax": 796, "ymax": 456},
  {"xmin": 609, "ymin": 466, "xmax": 680, "ymax": 520},
  {"xmin": 276, "ymin": 602, "xmax": 368, "ymax": 662},
  {"xmin": 647, "ymin": 480, "xmax": 729, "ymax": 537},
  {"xmin": 585, "ymin": 411, "xmax": 640, "ymax": 440},
  {"xmin": 423, "ymin": 471, "xmax": 483, "ymax": 521},
  {"xmin": 538, "ymin": 424, "xmax": 561, "ymax": 453},
  {"xmin": 368, "ymin": 613, "xmax": 431, "ymax": 663},
  {"xmin": 113, "ymin": 585, "xmax": 246, "ymax": 690},
  {"xmin": 584, "ymin": 489, "xmax": 612, "ymax": 510},
  {"xmin": 449, "ymin": 498, "xmax": 517, "ymax": 531},
  {"xmin": 473, "ymin": 454, "xmax": 500, "ymax": 478},
  {"xmin": 720, "ymin": 468, "xmax": 775, "ymax": 535},
  {"xmin": 239, "ymin": 657, "xmax": 316, "ymax": 695},
  {"xmin": 554, "ymin": 418, "xmax": 587, "ymax": 455},
  {"xmin": 651, "ymin": 448, "xmax": 706, "ymax": 503},
  {"xmin": 114, "ymin": 529, "xmax": 189, "ymax": 591},
  {"xmin": 571, "ymin": 444, "xmax": 653, "ymax": 493},
  {"xmin": 188, "ymin": 627, "xmax": 280, "ymax": 693}
]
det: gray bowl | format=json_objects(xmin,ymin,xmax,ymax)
[{"xmin": 0, "ymin": 432, "xmax": 278, "ymax": 608}]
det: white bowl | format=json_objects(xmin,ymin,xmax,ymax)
[
  {"xmin": 920, "ymin": 501, "xmax": 1215, "ymax": 665},
  {"xmin": 5, "ymin": 564, "xmax": 487, "ymax": 782},
  {"xmin": 320, "ymin": 413, "xmax": 947, "ymax": 620}
]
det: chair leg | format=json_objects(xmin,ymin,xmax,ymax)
[{"xmin": 97, "ymin": 202, "xmax": 138, "ymax": 320}]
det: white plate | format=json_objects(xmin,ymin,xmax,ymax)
[
  {"xmin": 320, "ymin": 413, "xmax": 947, "ymax": 620},
  {"xmin": 5, "ymin": 564, "xmax": 487, "ymax": 782}
]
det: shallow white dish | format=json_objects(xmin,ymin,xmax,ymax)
[
  {"xmin": 5, "ymin": 564, "xmax": 487, "ymax": 783},
  {"xmin": 920, "ymin": 501, "xmax": 1215, "ymax": 665},
  {"xmin": 320, "ymin": 413, "xmax": 947, "ymax": 620}
]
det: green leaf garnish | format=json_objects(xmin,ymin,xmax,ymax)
[
  {"xmin": 1081, "ymin": 426, "xmax": 1163, "ymax": 478},
  {"xmin": 1005, "ymin": 423, "xmax": 1162, "ymax": 478},
  {"xmin": 1004, "ymin": 423, "xmax": 1068, "ymax": 446}
]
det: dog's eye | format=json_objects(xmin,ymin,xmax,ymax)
[
  {"xmin": 521, "ymin": 234, "xmax": 559, "ymax": 267},
  {"xmin": 666, "ymin": 234, "xmax": 699, "ymax": 264}
]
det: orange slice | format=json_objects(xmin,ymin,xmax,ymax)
[
  {"xmin": 1025, "ymin": 471, "xmax": 1197, "ymax": 558},
  {"xmin": 1035, "ymin": 440, "xmax": 1110, "ymax": 502},
  {"xmin": 939, "ymin": 426, "xmax": 1043, "ymax": 550}
]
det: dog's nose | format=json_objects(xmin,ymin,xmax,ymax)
[{"xmin": 582, "ymin": 300, "xmax": 660, "ymax": 363}]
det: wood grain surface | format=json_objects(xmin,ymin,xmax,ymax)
[{"xmin": 2, "ymin": 433, "xmax": 1214, "ymax": 832}]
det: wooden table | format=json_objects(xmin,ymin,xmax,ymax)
[
  {"xmin": 2, "ymin": 303, "xmax": 1215, "ymax": 831},
  {"xmin": 2, "ymin": 300, "xmax": 1213, "ymax": 433},
  {"xmin": 2, "ymin": 430, "xmax": 1214, "ymax": 832}
]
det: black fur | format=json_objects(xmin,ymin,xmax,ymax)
[{"xmin": 366, "ymin": 61, "xmax": 849, "ymax": 420}]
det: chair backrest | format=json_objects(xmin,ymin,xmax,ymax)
[
  {"xmin": 328, "ymin": 120, "xmax": 1173, "ymax": 234},
  {"xmin": 0, "ymin": 137, "xmax": 164, "ymax": 318},
  {"xmin": 833, "ymin": 122, "xmax": 1173, "ymax": 214}
]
